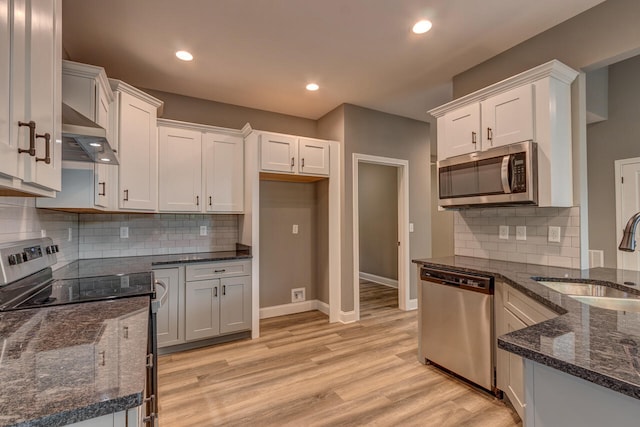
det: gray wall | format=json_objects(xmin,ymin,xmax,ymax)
[
  {"xmin": 358, "ymin": 163, "xmax": 398, "ymax": 280},
  {"xmin": 452, "ymin": 0, "xmax": 640, "ymax": 98},
  {"xmin": 259, "ymin": 180, "xmax": 324, "ymax": 307},
  {"xmin": 430, "ymin": 164, "xmax": 454, "ymax": 258},
  {"xmin": 587, "ymin": 55, "xmax": 640, "ymax": 267},
  {"xmin": 143, "ymin": 88, "xmax": 318, "ymax": 137},
  {"xmin": 318, "ymin": 104, "xmax": 430, "ymax": 311}
]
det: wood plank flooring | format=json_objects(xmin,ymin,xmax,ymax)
[{"xmin": 157, "ymin": 282, "xmax": 521, "ymax": 426}]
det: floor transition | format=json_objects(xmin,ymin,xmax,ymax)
[{"xmin": 157, "ymin": 281, "xmax": 521, "ymax": 426}]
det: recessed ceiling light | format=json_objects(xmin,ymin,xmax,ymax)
[
  {"xmin": 412, "ymin": 20, "xmax": 432, "ymax": 34},
  {"xmin": 176, "ymin": 50, "xmax": 193, "ymax": 61},
  {"xmin": 306, "ymin": 83, "xmax": 319, "ymax": 91}
]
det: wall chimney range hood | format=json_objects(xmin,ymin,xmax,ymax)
[{"xmin": 61, "ymin": 103, "xmax": 119, "ymax": 164}]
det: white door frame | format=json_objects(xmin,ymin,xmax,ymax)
[
  {"xmin": 615, "ymin": 156, "xmax": 640, "ymax": 269},
  {"xmin": 352, "ymin": 153, "xmax": 411, "ymax": 320}
]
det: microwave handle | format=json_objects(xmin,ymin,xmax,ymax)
[{"xmin": 501, "ymin": 155, "xmax": 512, "ymax": 194}]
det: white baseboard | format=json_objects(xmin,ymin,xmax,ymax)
[
  {"xmin": 359, "ymin": 272, "xmax": 398, "ymax": 288},
  {"xmin": 340, "ymin": 310, "xmax": 357, "ymax": 324},
  {"xmin": 260, "ymin": 299, "xmax": 330, "ymax": 319},
  {"xmin": 406, "ymin": 298, "xmax": 418, "ymax": 311}
]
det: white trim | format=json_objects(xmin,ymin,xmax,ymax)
[
  {"xmin": 615, "ymin": 156, "xmax": 640, "ymax": 269},
  {"xmin": 339, "ymin": 310, "xmax": 357, "ymax": 324},
  {"xmin": 328, "ymin": 140, "xmax": 341, "ymax": 323},
  {"xmin": 359, "ymin": 272, "xmax": 398, "ymax": 289},
  {"xmin": 157, "ymin": 118, "xmax": 244, "ymax": 136},
  {"xmin": 406, "ymin": 298, "xmax": 418, "ymax": 311},
  {"xmin": 352, "ymin": 153, "xmax": 411, "ymax": 323},
  {"xmin": 260, "ymin": 300, "xmax": 328, "ymax": 319}
]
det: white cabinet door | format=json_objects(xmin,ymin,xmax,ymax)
[
  {"xmin": 298, "ymin": 138, "xmax": 329, "ymax": 176},
  {"xmin": 260, "ymin": 133, "xmax": 297, "ymax": 173},
  {"xmin": 203, "ymin": 132, "xmax": 244, "ymax": 212},
  {"xmin": 220, "ymin": 275, "xmax": 251, "ymax": 334},
  {"xmin": 154, "ymin": 268, "xmax": 182, "ymax": 347},
  {"xmin": 0, "ymin": 0, "xmax": 17, "ymax": 179},
  {"xmin": 441, "ymin": 103, "xmax": 481, "ymax": 158},
  {"xmin": 158, "ymin": 126, "xmax": 202, "ymax": 212},
  {"xmin": 498, "ymin": 307, "xmax": 528, "ymax": 418},
  {"xmin": 118, "ymin": 90, "xmax": 158, "ymax": 211},
  {"xmin": 481, "ymin": 84, "xmax": 534, "ymax": 150},
  {"xmin": 19, "ymin": 0, "xmax": 61, "ymax": 191},
  {"xmin": 185, "ymin": 279, "xmax": 220, "ymax": 341}
]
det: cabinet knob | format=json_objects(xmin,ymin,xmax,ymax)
[{"xmin": 35, "ymin": 133, "xmax": 51, "ymax": 164}]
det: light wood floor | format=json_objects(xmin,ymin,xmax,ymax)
[{"xmin": 157, "ymin": 282, "xmax": 521, "ymax": 426}]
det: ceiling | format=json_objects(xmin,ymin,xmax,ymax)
[{"xmin": 62, "ymin": 0, "xmax": 604, "ymax": 122}]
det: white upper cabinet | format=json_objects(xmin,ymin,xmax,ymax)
[
  {"xmin": 203, "ymin": 132, "xmax": 244, "ymax": 213},
  {"xmin": 430, "ymin": 60, "xmax": 579, "ymax": 207},
  {"xmin": 481, "ymin": 84, "xmax": 534, "ymax": 150},
  {"xmin": 259, "ymin": 132, "xmax": 330, "ymax": 177},
  {"xmin": 0, "ymin": 0, "xmax": 61, "ymax": 196},
  {"xmin": 440, "ymin": 103, "xmax": 481, "ymax": 159},
  {"xmin": 158, "ymin": 125, "xmax": 202, "ymax": 212},
  {"xmin": 111, "ymin": 80, "xmax": 163, "ymax": 211},
  {"xmin": 260, "ymin": 133, "xmax": 298, "ymax": 173}
]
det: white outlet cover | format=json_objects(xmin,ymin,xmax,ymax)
[
  {"xmin": 516, "ymin": 226, "xmax": 526, "ymax": 241},
  {"xmin": 292, "ymin": 224, "xmax": 299, "ymax": 234},
  {"xmin": 200, "ymin": 225, "xmax": 207, "ymax": 236},
  {"xmin": 291, "ymin": 287, "xmax": 305, "ymax": 302},
  {"xmin": 40, "ymin": 229, "xmax": 46, "ymax": 238},
  {"xmin": 499, "ymin": 225, "xmax": 509, "ymax": 240},
  {"xmin": 409, "ymin": 223, "xmax": 414, "ymax": 232},
  {"xmin": 548, "ymin": 226, "xmax": 561, "ymax": 243},
  {"xmin": 120, "ymin": 226, "xmax": 129, "ymax": 239},
  {"xmin": 68, "ymin": 227, "xmax": 73, "ymax": 242}
]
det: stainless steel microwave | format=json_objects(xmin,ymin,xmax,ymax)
[{"xmin": 438, "ymin": 141, "xmax": 537, "ymax": 208}]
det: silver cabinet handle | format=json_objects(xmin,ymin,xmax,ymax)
[
  {"xmin": 35, "ymin": 133, "xmax": 51, "ymax": 164},
  {"xmin": 214, "ymin": 286, "xmax": 218, "ymax": 297},
  {"xmin": 487, "ymin": 127, "xmax": 493, "ymax": 141},
  {"xmin": 18, "ymin": 121, "xmax": 36, "ymax": 156},
  {"xmin": 501, "ymin": 155, "xmax": 511, "ymax": 194}
]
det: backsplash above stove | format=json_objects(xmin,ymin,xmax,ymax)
[{"xmin": 454, "ymin": 206, "xmax": 580, "ymax": 269}]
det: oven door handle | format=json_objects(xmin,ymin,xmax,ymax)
[
  {"xmin": 501, "ymin": 155, "xmax": 512, "ymax": 194},
  {"xmin": 151, "ymin": 280, "xmax": 168, "ymax": 313}
]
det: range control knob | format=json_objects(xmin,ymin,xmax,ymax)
[
  {"xmin": 54, "ymin": 245, "xmax": 59, "ymax": 253},
  {"xmin": 14, "ymin": 253, "xmax": 23, "ymax": 264},
  {"xmin": 8, "ymin": 254, "xmax": 17, "ymax": 265},
  {"xmin": 46, "ymin": 246, "xmax": 52, "ymax": 254}
]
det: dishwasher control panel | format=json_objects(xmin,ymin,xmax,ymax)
[{"xmin": 420, "ymin": 266, "xmax": 494, "ymax": 294}]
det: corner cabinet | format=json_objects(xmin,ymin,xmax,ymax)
[
  {"xmin": 495, "ymin": 282, "xmax": 557, "ymax": 419},
  {"xmin": 259, "ymin": 132, "xmax": 330, "ymax": 177},
  {"xmin": 110, "ymin": 79, "xmax": 163, "ymax": 211},
  {"xmin": 0, "ymin": 0, "xmax": 61, "ymax": 197},
  {"xmin": 157, "ymin": 119, "xmax": 244, "ymax": 213},
  {"xmin": 430, "ymin": 60, "xmax": 578, "ymax": 207}
]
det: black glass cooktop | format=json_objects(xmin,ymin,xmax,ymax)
[{"xmin": 1, "ymin": 271, "xmax": 154, "ymax": 311}]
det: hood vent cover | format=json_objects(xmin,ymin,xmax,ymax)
[{"xmin": 61, "ymin": 103, "xmax": 119, "ymax": 164}]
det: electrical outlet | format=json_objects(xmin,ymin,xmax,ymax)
[
  {"xmin": 516, "ymin": 226, "xmax": 527, "ymax": 241},
  {"xmin": 68, "ymin": 228, "xmax": 73, "ymax": 242},
  {"xmin": 291, "ymin": 288, "xmax": 305, "ymax": 303},
  {"xmin": 120, "ymin": 275, "xmax": 130, "ymax": 288},
  {"xmin": 548, "ymin": 226, "xmax": 561, "ymax": 243},
  {"xmin": 40, "ymin": 229, "xmax": 46, "ymax": 238},
  {"xmin": 499, "ymin": 225, "xmax": 509, "ymax": 240},
  {"xmin": 200, "ymin": 226, "xmax": 207, "ymax": 236},
  {"xmin": 120, "ymin": 226, "xmax": 129, "ymax": 239},
  {"xmin": 292, "ymin": 224, "xmax": 299, "ymax": 234},
  {"xmin": 409, "ymin": 223, "xmax": 414, "ymax": 232}
]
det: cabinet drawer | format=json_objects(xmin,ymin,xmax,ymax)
[
  {"xmin": 504, "ymin": 285, "xmax": 557, "ymax": 326},
  {"xmin": 186, "ymin": 260, "xmax": 251, "ymax": 281}
]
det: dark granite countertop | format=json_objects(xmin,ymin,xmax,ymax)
[
  {"xmin": 413, "ymin": 256, "xmax": 640, "ymax": 400},
  {"xmin": 0, "ymin": 297, "xmax": 149, "ymax": 427},
  {"xmin": 52, "ymin": 245, "xmax": 252, "ymax": 279}
]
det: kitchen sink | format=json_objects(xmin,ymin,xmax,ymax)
[
  {"xmin": 536, "ymin": 281, "xmax": 631, "ymax": 298},
  {"xmin": 569, "ymin": 296, "xmax": 640, "ymax": 313}
]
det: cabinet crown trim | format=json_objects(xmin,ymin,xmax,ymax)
[
  {"xmin": 428, "ymin": 59, "xmax": 579, "ymax": 118},
  {"xmin": 62, "ymin": 60, "xmax": 115, "ymax": 103},
  {"xmin": 157, "ymin": 118, "xmax": 243, "ymax": 136},
  {"xmin": 109, "ymin": 78, "xmax": 164, "ymax": 111}
]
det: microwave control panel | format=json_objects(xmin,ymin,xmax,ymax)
[{"xmin": 511, "ymin": 152, "xmax": 527, "ymax": 193}]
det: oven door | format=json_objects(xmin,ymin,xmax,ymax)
[{"xmin": 438, "ymin": 141, "xmax": 537, "ymax": 208}]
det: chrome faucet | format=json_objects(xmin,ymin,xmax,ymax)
[{"xmin": 619, "ymin": 212, "xmax": 640, "ymax": 252}]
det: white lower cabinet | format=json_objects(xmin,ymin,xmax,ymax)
[
  {"xmin": 495, "ymin": 282, "xmax": 557, "ymax": 419},
  {"xmin": 65, "ymin": 406, "xmax": 142, "ymax": 427},
  {"xmin": 156, "ymin": 260, "xmax": 251, "ymax": 349}
]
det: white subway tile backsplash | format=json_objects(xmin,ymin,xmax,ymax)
[{"xmin": 454, "ymin": 206, "xmax": 581, "ymax": 268}]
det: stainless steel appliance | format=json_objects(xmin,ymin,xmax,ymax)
[
  {"xmin": 418, "ymin": 265, "xmax": 499, "ymax": 395},
  {"xmin": 0, "ymin": 237, "xmax": 166, "ymax": 426},
  {"xmin": 438, "ymin": 141, "xmax": 537, "ymax": 208}
]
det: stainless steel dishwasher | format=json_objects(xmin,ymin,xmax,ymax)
[{"xmin": 418, "ymin": 265, "xmax": 499, "ymax": 396}]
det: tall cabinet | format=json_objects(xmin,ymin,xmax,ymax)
[{"xmin": 0, "ymin": 0, "xmax": 61, "ymax": 197}]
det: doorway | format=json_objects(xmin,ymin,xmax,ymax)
[
  {"xmin": 352, "ymin": 154, "xmax": 410, "ymax": 321},
  {"xmin": 615, "ymin": 157, "xmax": 640, "ymax": 270}
]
